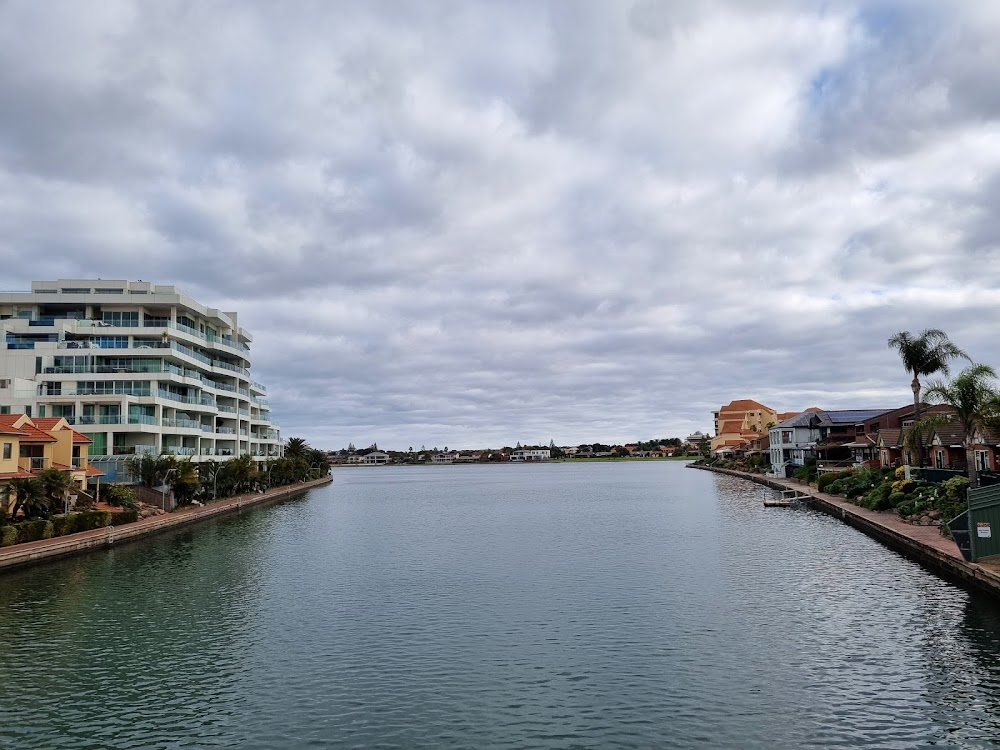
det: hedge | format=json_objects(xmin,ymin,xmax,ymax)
[{"xmin": 0, "ymin": 509, "xmax": 123, "ymax": 547}]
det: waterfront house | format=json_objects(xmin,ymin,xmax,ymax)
[
  {"xmin": 711, "ymin": 399, "xmax": 783, "ymax": 455},
  {"xmin": 511, "ymin": 448, "xmax": 551, "ymax": 462},
  {"xmin": 362, "ymin": 451, "xmax": 391, "ymax": 465},
  {"xmin": 769, "ymin": 408, "xmax": 896, "ymax": 477},
  {"xmin": 0, "ymin": 413, "xmax": 102, "ymax": 512}
]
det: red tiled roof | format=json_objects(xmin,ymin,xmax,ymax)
[
  {"xmin": 31, "ymin": 417, "xmax": 67, "ymax": 429},
  {"xmin": 85, "ymin": 465, "xmax": 105, "ymax": 477},
  {"xmin": 0, "ymin": 469, "xmax": 34, "ymax": 479},
  {"xmin": 722, "ymin": 399, "xmax": 771, "ymax": 412}
]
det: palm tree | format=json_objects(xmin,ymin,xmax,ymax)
[
  {"xmin": 37, "ymin": 468, "xmax": 75, "ymax": 514},
  {"xmin": 923, "ymin": 365, "xmax": 1000, "ymax": 488},
  {"xmin": 9, "ymin": 477, "xmax": 45, "ymax": 519},
  {"xmin": 888, "ymin": 329, "xmax": 969, "ymax": 464},
  {"xmin": 284, "ymin": 437, "xmax": 310, "ymax": 461}
]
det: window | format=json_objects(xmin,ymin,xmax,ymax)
[
  {"xmin": 102, "ymin": 311, "xmax": 139, "ymax": 326},
  {"xmin": 2, "ymin": 442, "xmax": 11, "ymax": 460},
  {"xmin": 95, "ymin": 288, "xmax": 124, "ymax": 294},
  {"xmin": 61, "ymin": 288, "xmax": 91, "ymax": 294},
  {"xmin": 93, "ymin": 336, "xmax": 128, "ymax": 349},
  {"xmin": 935, "ymin": 450, "xmax": 945, "ymax": 469},
  {"xmin": 976, "ymin": 451, "xmax": 991, "ymax": 472},
  {"xmin": 782, "ymin": 431, "xmax": 792, "ymax": 444}
]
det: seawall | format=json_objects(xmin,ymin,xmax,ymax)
[
  {"xmin": 692, "ymin": 465, "xmax": 1000, "ymax": 599},
  {"xmin": 0, "ymin": 476, "xmax": 333, "ymax": 575}
]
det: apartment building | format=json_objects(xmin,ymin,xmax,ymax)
[{"xmin": 0, "ymin": 280, "xmax": 282, "ymax": 476}]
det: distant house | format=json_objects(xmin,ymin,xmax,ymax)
[
  {"xmin": 432, "ymin": 452, "xmax": 459, "ymax": 464},
  {"xmin": 511, "ymin": 448, "xmax": 550, "ymax": 462},
  {"xmin": 362, "ymin": 451, "xmax": 391, "ymax": 465}
]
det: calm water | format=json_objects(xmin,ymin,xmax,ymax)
[{"xmin": 2, "ymin": 461, "xmax": 1000, "ymax": 749}]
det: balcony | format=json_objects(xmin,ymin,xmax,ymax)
[
  {"xmin": 78, "ymin": 415, "xmax": 124, "ymax": 425},
  {"xmin": 128, "ymin": 414, "xmax": 158, "ymax": 425},
  {"xmin": 162, "ymin": 418, "xmax": 203, "ymax": 430},
  {"xmin": 20, "ymin": 457, "xmax": 48, "ymax": 471},
  {"xmin": 163, "ymin": 446, "xmax": 197, "ymax": 456}
]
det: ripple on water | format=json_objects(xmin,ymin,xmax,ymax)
[{"xmin": 2, "ymin": 463, "xmax": 1000, "ymax": 749}]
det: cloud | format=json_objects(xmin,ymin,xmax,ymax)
[{"xmin": 1, "ymin": 0, "xmax": 999, "ymax": 448}]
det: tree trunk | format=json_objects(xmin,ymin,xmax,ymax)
[
  {"xmin": 912, "ymin": 377, "xmax": 924, "ymax": 465},
  {"xmin": 967, "ymin": 442, "xmax": 979, "ymax": 488}
]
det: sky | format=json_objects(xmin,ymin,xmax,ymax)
[{"xmin": 2, "ymin": 0, "xmax": 999, "ymax": 451}]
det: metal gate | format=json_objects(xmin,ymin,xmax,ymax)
[{"xmin": 965, "ymin": 483, "xmax": 1000, "ymax": 561}]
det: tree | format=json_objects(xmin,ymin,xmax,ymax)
[
  {"xmin": 888, "ymin": 329, "xmax": 969, "ymax": 464},
  {"xmin": 285, "ymin": 437, "xmax": 310, "ymax": 460},
  {"xmin": 9, "ymin": 477, "xmax": 45, "ymax": 519},
  {"xmin": 923, "ymin": 364, "xmax": 1000, "ymax": 488},
  {"xmin": 36, "ymin": 468, "xmax": 75, "ymax": 514}
]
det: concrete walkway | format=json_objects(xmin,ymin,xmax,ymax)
[
  {"xmin": 0, "ymin": 476, "xmax": 333, "ymax": 574},
  {"xmin": 694, "ymin": 465, "xmax": 1000, "ymax": 598}
]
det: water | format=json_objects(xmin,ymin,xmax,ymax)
[{"xmin": 2, "ymin": 461, "xmax": 1000, "ymax": 749}]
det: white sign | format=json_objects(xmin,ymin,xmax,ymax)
[{"xmin": 977, "ymin": 522, "xmax": 992, "ymax": 539}]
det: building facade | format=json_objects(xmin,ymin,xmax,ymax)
[
  {"xmin": 511, "ymin": 448, "xmax": 551, "ymax": 462},
  {"xmin": 0, "ymin": 280, "xmax": 281, "ymax": 476}
]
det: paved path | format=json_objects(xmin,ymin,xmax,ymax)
[{"xmin": 0, "ymin": 477, "xmax": 332, "ymax": 573}]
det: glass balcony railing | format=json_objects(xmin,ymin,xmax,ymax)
[
  {"xmin": 162, "ymin": 418, "xmax": 202, "ymax": 429},
  {"xmin": 128, "ymin": 414, "xmax": 158, "ymax": 425}
]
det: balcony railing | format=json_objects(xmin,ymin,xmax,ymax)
[
  {"xmin": 128, "ymin": 414, "xmax": 158, "ymax": 425},
  {"xmin": 162, "ymin": 446, "xmax": 197, "ymax": 456},
  {"xmin": 162, "ymin": 418, "xmax": 203, "ymax": 429}
]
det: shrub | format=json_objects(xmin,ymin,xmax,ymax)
[
  {"xmin": 51, "ymin": 514, "xmax": 79, "ymax": 536},
  {"xmin": 16, "ymin": 519, "xmax": 54, "ymax": 544},
  {"xmin": 0, "ymin": 526, "xmax": 17, "ymax": 547},
  {"xmin": 818, "ymin": 472, "xmax": 847, "ymax": 493},
  {"xmin": 891, "ymin": 479, "xmax": 917, "ymax": 494},
  {"xmin": 109, "ymin": 508, "xmax": 139, "ymax": 525},
  {"xmin": 941, "ymin": 476, "xmax": 970, "ymax": 502},
  {"xmin": 888, "ymin": 491, "xmax": 907, "ymax": 507},
  {"xmin": 103, "ymin": 485, "xmax": 137, "ymax": 509},
  {"xmin": 76, "ymin": 510, "xmax": 112, "ymax": 532}
]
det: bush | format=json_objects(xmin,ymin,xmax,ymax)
[
  {"xmin": 818, "ymin": 472, "xmax": 847, "ymax": 493},
  {"xmin": 103, "ymin": 484, "xmax": 137, "ymax": 509},
  {"xmin": 109, "ymin": 508, "xmax": 139, "ymax": 525},
  {"xmin": 888, "ymin": 491, "xmax": 907, "ymax": 507},
  {"xmin": 16, "ymin": 519, "xmax": 54, "ymax": 544},
  {"xmin": 0, "ymin": 525, "xmax": 17, "ymax": 547},
  {"xmin": 76, "ymin": 510, "xmax": 112, "ymax": 532},
  {"xmin": 51, "ymin": 514, "xmax": 79, "ymax": 536},
  {"xmin": 827, "ymin": 479, "xmax": 848, "ymax": 495}
]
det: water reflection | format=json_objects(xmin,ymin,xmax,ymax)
[{"xmin": 1, "ymin": 465, "xmax": 999, "ymax": 750}]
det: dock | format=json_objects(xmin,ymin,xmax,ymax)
[{"xmin": 764, "ymin": 489, "xmax": 810, "ymax": 508}]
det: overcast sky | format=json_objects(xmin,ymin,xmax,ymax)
[{"xmin": 2, "ymin": 1, "xmax": 999, "ymax": 450}]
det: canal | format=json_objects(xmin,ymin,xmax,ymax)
[{"xmin": 2, "ymin": 461, "xmax": 1000, "ymax": 748}]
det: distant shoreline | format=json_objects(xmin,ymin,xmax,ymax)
[{"xmin": 332, "ymin": 456, "xmax": 696, "ymax": 467}]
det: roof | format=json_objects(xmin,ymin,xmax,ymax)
[
  {"xmin": 721, "ymin": 399, "xmax": 772, "ymax": 412},
  {"xmin": 774, "ymin": 408, "xmax": 896, "ymax": 429},
  {"xmin": 85, "ymin": 465, "xmax": 105, "ymax": 476},
  {"xmin": 878, "ymin": 428, "xmax": 902, "ymax": 447},
  {"xmin": 0, "ymin": 469, "xmax": 35, "ymax": 479}
]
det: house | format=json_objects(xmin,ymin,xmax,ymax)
[
  {"xmin": 711, "ymin": 399, "xmax": 782, "ymax": 455},
  {"xmin": 0, "ymin": 413, "xmax": 102, "ymax": 514},
  {"xmin": 769, "ymin": 408, "xmax": 896, "ymax": 477},
  {"xmin": 510, "ymin": 448, "xmax": 551, "ymax": 462},
  {"xmin": 0, "ymin": 279, "xmax": 282, "ymax": 475},
  {"xmin": 432, "ymin": 452, "xmax": 459, "ymax": 464},
  {"xmin": 362, "ymin": 451, "xmax": 391, "ymax": 465}
]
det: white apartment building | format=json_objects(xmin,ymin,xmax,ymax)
[
  {"xmin": 0, "ymin": 279, "xmax": 281, "ymax": 478},
  {"xmin": 511, "ymin": 448, "xmax": 550, "ymax": 462}
]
